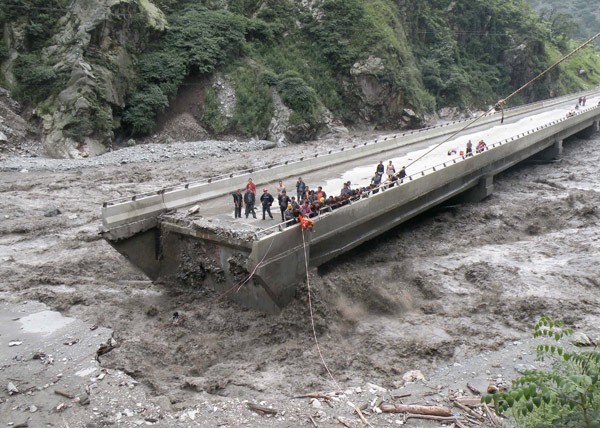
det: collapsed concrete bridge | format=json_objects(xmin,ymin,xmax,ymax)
[{"xmin": 101, "ymin": 90, "xmax": 600, "ymax": 313}]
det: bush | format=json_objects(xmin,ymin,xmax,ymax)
[
  {"xmin": 484, "ymin": 317, "xmax": 600, "ymax": 428},
  {"xmin": 123, "ymin": 85, "xmax": 169, "ymax": 135},
  {"xmin": 276, "ymin": 76, "xmax": 319, "ymax": 118},
  {"xmin": 63, "ymin": 117, "xmax": 93, "ymax": 143},
  {"xmin": 137, "ymin": 51, "xmax": 187, "ymax": 99},
  {"xmin": 165, "ymin": 5, "xmax": 246, "ymax": 75},
  {"xmin": 231, "ymin": 66, "xmax": 273, "ymax": 137},
  {"xmin": 13, "ymin": 53, "xmax": 58, "ymax": 103}
]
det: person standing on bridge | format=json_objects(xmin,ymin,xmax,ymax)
[
  {"xmin": 260, "ymin": 188, "xmax": 274, "ymax": 220},
  {"xmin": 278, "ymin": 190, "xmax": 291, "ymax": 222},
  {"xmin": 386, "ymin": 161, "xmax": 395, "ymax": 179},
  {"xmin": 276, "ymin": 180, "xmax": 286, "ymax": 196},
  {"xmin": 232, "ymin": 189, "xmax": 243, "ymax": 219},
  {"xmin": 244, "ymin": 189, "xmax": 257, "ymax": 219},
  {"xmin": 466, "ymin": 140, "xmax": 473, "ymax": 157},
  {"xmin": 583, "ymin": 96, "xmax": 587, "ymax": 106},
  {"xmin": 246, "ymin": 178, "xmax": 256, "ymax": 194},
  {"xmin": 376, "ymin": 161, "xmax": 385, "ymax": 176},
  {"xmin": 296, "ymin": 177, "xmax": 306, "ymax": 202}
]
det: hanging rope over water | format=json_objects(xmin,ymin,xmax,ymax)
[{"xmin": 403, "ymin": 31, "xmax": 600, "ymax": 171}]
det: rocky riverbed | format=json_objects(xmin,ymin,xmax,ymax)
[{"xmin": 1, "ymin": 130, "xmax": 599, "ymax": 427}]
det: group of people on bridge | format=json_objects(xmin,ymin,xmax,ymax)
[{"xmin": 232, "ymin": 161, "xmax": 408, "ymax": 226}]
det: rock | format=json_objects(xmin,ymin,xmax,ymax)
[
  {"xmin": 310, "ymin": 398, "xmax": 323, "ymax": 409},
  {"xmin": 7, "ymin": 382, "xmax": 19, "ymax": 395},
  {"xmin": 365, "ymin": 382, "xmax": 387, "ymax": 394},
  {"xmin": 0, "ymin": 131, "xmax": 7, "ymax": 142},
  {"xmin": 44, "ymin": 207, "xmax": 62, "ymax": 217},
  {"xmin": 187, "ymin": 205, "xmax": 200, "ymax": 216},
  {"xmin": 8, "ymin": 341, "xmax": 23, "ymax": 346},
  {"xmin": 29, "ymin": 405, "xmax": 38, "ymax": 413},
  {"xmin": 571, "ymin": 332, "xmax": 595, "ymax": 347},
  {"xmin": 402, "ymin": 370, "xmax": 425, "ymax": 384}
]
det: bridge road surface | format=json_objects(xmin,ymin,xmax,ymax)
[{"xmin": 184, "ymin": 93, "xmax": 600, "ymax": 229}]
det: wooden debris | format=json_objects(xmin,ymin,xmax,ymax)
[
  {"xmin": 392, "ymin": 393, "xmax": 411, "ymax": 399},
  {"xmin": 352, "ymin": 403, "xmax": 369, "ymax": 426},
  {"xmin": 467, "ymin": 382, "xmax": 481, "ymax": 395},
  {"xmin": 293, "ymin": 393, "xmax": 333, "ymax": 400},
  {"xmin": 483, "ymin": 402, "xmax": 502, "ymax": 427},
  {"xmin": 380, "ymin": 403, "xmax": 453, "ymax": 417},
  {"xmin": 404, "ymin": 414, "xmax": 459, "ymax": 422},
  {"xmin": 308, "ymin": 415, "xmax": 319, "ymax": 427},
  {"xmin": 455, "ymin": 396, "xmax": 486, "ymax": 408},
  {"xmin": 54, "ymin": 390, "xmax": 74, "ymax": 399},
  {"xmin": 452, "ymin": 400, "xmax": 485, "ymax": 421},
  {"xmin": 336, "ymin": 417, "xmax": 355, "ymax": 428},
  {"xmin": 246, "ymin": 402, "xmax": 277, "ymax": 415}
]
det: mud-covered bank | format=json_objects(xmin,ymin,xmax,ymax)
[{"xmin": 1, "ymin": 131, "xmax": 599, "ymax": 427}]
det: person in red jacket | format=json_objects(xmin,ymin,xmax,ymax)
[{"xmin": 246, "ymin": 178, "xmax": 256, "ymax": 194}]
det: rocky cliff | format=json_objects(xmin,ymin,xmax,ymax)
[{"xmin": 1, "ymin": 0, "xmax": 599, "ymax": 158}]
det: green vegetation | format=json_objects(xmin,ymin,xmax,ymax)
[
  {"xmin": 484, "ymin": 317, "xmax": 600, "ymax": 427},
  {"xmin": 230, "ymin": 66, "xmax": 274, "ymax": 137},
  {"xmin": 12, "ymin": 53, "xmax": 59, "ymax": 103},
  {"xmin": 527, "ymin": 0, "xmax": 600, "ymax": 44},
  {"xmin": 2, "ymin": 0, "xmax": 600, "ymax": 144}
]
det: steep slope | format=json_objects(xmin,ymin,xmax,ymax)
[
  {"xmin": 1, "ymin": 0, "xmax": 599, "ymax": 157},
  {"xmin": 527, "ymin": 0, "xmax": 600, "ymax": 43}
]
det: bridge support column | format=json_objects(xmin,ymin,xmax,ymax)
[
  {"xmin": 594, "ymin": 120, "xmax": 599, "ymax": 132},
  {"xmin": 536, "ymin": 139, "xmax": 563, "ymax": 161},
  {"xmin": 459, "ymin": 175, "xmax": 494, "ymax": 203}
]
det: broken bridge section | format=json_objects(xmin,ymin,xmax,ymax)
[{"xmin": 101, "ymin": 92, "xmax": 600, "ymax": 313}]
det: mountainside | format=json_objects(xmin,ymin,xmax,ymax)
[
  {"xmin": 527, "ymin": 0, "xmax": 600, "ymax": 43},
  {"xmin": 1, "ymin": 0, "xmax": 600, "ymax": 158}
]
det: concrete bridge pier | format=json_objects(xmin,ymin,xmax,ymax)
[
  {"xmin": 594, "ymin": 119, "xmax": 599, "ymax": 132},
  {"xmin": 458, "ymin": 174, "xmax": 494, "ymax": 203},
  {"xmin": 535, "ymin": 139, "xmax": 563, "ymax": 161}
]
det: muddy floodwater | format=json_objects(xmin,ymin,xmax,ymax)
[{"xmin": 1, "ymin": 131, "xmax": 599, "ymax": 427}]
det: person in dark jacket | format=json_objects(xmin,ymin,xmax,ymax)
[
  {"xmin": 296, "ymin": 177, "xmax": 306, "ymax": 202},
  {"xmin": 260, "ymin": 188, "xmax": 274, "ymax": 220},
  {"xmin": 232, "ymin": 189, "xmax": 243, "ymax": 219},
  {"xmin": 376, "ymin": 161, "xmax": 384, "ymax": 176},
  {"xmin": 244, "ymin": 190, "xmax": 257, "ymax": 219},
  {"xmin": 278, "ymin": 190, "xmax": 291, "ymax": 222}
]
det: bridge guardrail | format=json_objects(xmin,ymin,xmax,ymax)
[
  {"xmin": 252, "ymin": 102, "xmax": 600, "ymax": 240},
  {"xmin": 103, "ymin": 88, "xmax": 599, "ymax": 208}
]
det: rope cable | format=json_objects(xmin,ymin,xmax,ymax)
[{"xmin": 403, "ymin": 31, "xmax": 600, "ymax": 171}]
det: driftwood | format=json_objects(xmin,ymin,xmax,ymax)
[
  {"xmin": 483, "ymin": 402, "xmax": 502, "ymax": 427},
  {"xmin": 348, "ymin": 402, "xmax": 369, "ymax": 426},
  {"xmin": 246, "ymin": 402, "xmax": 277, "ymax": 415},
  {"xmin": 337, "ymin": 417, "xmax": 356, "ymax": 428},
  {"xmin": 467, "ymin": 382, "xmax": 481, "ymax": 395},
  {"xmin": 455, "ymin": 396, "xmax": 486, "ymax": 408},
  {"xmin": 308, "ymin": 415, "xmax": 319, "ymax": 428},
  {"xmin": 392, "ymin": 393, "xmax": 411, "ymax": 399},
  {"xmin": 452, "ymin": 400, "xmax": 485, "ymax": 421},
  {"xmin": 293, "ymin": 393, "xmax": 333, "ymax": 400},
  {"xmin": 404, "ymin": 414, "xmax": 459, "ymax": 422},
  {"xmin": 380, "ymin": 403, "xmax": 453, "ymax": 417},
  {"xmin": 54, "ymin": 390, "xmax": 74, "ymax": 399}
]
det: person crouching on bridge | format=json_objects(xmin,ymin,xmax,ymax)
[
  {"xmin": 476, "ymin": 140, "xmax": 487, "ymax": 154},
  {"xmin": 244, "ymin": 189, "xmax": 257, "ymax": 219},
  {"xmin": 232, "ymin": 189, "xmax": 243, "ymax": 219},
  {"xmin": 260, "ymin": 188, "xmax": 274, "ymax": 220},
  {"xmin": 284, "ymin": 204, "xmax": 294, "ymax": 227},
  {"xmin": 278, "ymin": 190, "xmax": 291, "ymax": 221}
]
